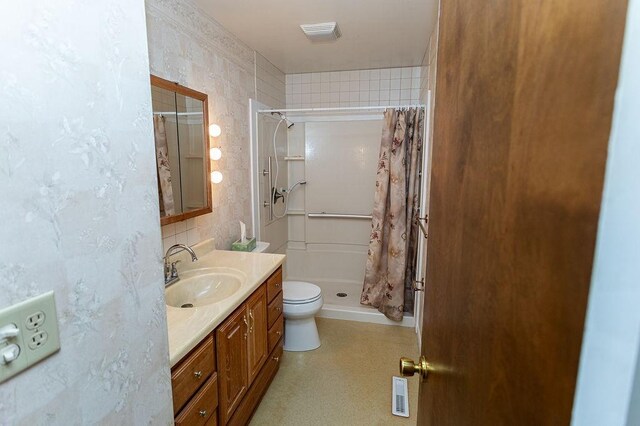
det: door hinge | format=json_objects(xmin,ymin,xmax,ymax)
[
  {"xmin": 415, "ymin": 214, "xmax": 428, "ymax": 239},
  {"xmin": 413, "ymin": 279, "xmax": 425, "ymax": 292}
]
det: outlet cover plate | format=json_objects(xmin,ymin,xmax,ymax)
[{"xmin": 0, "ymin": 291, "xmax": 61, "ymax": 383}]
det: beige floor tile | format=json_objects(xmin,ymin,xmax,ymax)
[{"xmin": 250, "ymin": 318, "xmax": 420, "ymax": 426}]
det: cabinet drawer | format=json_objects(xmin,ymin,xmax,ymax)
[
  {"xmin": 268, "ymin": 314, "xmax": 283, "ymax": 353},
  {"xmin": 175, "ymin": 373, "xmax": 218, "ymax": 426},
  {"xmin": 267, "ymin": 290, "xmax": 283, "ymax": 328},
  {"xmin": 266, "ymin": 267, "xmax": 282, "ymax": 303},
  {"xmin": 270, "ymin": 340, "xmax": 284, "ymax": 370},
  {"xmin": 172, "ymin": 335, "xmax": 216, "ymax": 415}
]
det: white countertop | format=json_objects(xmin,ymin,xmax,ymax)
[{"xmin": 165, "ymin": 243, "xmax": 285, "ymax": 367}]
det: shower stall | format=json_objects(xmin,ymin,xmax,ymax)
[{"xmin": 250, "ymin": 100, "xmax": 430, "ymax": 327}]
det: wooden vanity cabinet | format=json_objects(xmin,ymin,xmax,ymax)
[
  {"xmin": 227, "ymin": 267, "xmax": 284, "ymax": 426},
  {"xmin": 216, "ymin": 304, "xmax": 249, "ymax": 425},
  {"xmin": 266, "ymin": 267, "xmax": 284, "ymax": 356},
  {"xmin": 218, "ymin": 284, "xmax": 271, "ymax": 425},
  {"xmin": 172, "ymin": 266, "xmax": 284, "ymax": 425},
  {"xmin": 266, "ymin": 268, "xmax": 282, "ymax": 302},
  {"xmin": 174, "ymin": 375, "xmax": 218, "ymax": 426},
  {"xmin": 171, "ymin": 335, "xmax": 218, "ymax": 425},
  {"xmin": 246, "ymin": 285, "xmax": 268, "ymax": 384}
]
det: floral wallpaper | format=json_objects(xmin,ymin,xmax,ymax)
[
  {"xmin": 146, "ymin": 0, "xmax": 259, "ymax": 251},
  {"xmin": 0, "ymin": 0, "xmax": 172, "ymax": 424}
]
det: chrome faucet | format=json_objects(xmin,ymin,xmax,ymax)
[{"xmin": 164, "ymin": 244, "xmax": 198, "ymax": 286}]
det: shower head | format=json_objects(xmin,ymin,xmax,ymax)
[
  {"xmin": 286, "ymin": 180, "xmax": 307, "ymax": 193},
  {"xmin": 271, "ymin": 111, "xmax": 294, "ymax": 129}
]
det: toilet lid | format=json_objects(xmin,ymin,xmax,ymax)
[{"xmin": 283, "ymin": 281, "xmax": 322, "ymax": 304}]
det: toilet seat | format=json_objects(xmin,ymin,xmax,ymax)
[{"xmin": 283, "ymin": 281, "xmax": 322, "ymax": 305}]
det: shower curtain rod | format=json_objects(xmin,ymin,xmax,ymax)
[
  {"xmin": 153, "ymin": 111, "xmax": 203, "ymax": 116},
  {"xmin": 258, "ymin": 104, "xmax": 427, "ymax": 114}
]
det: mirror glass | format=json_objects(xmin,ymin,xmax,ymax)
[{"xmin": 151, "ymin": 76, "xmax": 211, "ymax": 225}]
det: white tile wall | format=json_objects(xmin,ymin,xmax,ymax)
[
  {"xmin": 256, "ymin": 52, "xmax": 286, "ymax": 108},
  {"xmin": 286, "ymin": 67, "xmax": 422, "ymax": 108},
  {"xmin": 421, "ymin": 27, "xmax": 439, "ymax": 104},
  {"xmin": 161, "ymin": 218, "xmax": 199, "ymax": 252}
]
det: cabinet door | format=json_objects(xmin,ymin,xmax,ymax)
[
  {"xmin": 216, "ymin": 305, "xmax": 248, "ymax": 425},
  {"xmin": 246, "ymin": 284, "xmax": 268, "ymax": 385}
]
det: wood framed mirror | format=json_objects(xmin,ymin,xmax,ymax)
[{"xmin": 150, "ymin": 75, "xmax": 212, "ymax": 226}]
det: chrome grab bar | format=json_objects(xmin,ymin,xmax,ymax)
[
  {"xmin": 307, "ymin": 212, "xmax": 372, "ymax": 220},
  {"xmin": 264, "ymin": 156, "xmax": 273, "ymax": 221}
]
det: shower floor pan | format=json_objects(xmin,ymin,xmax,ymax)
[{"xmin": 289, "ymin": 278, "xmax": 415, "ymax": 328}]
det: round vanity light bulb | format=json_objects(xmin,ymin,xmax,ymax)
[
  {"xmin": 209, "ymin": 124, "xmax": 222, "ymax": 137},
  {"xmin": 210, "ymin": 147, "xmax": 222, "ymax": 161},
  {"xmin": 211, "ymin": 171, "xmax": 223, "ymax": 184}
]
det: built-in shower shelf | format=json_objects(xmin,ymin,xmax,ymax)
[
  {"xmin": 284, "ymin": 156, "xmax": 305, "ymax": 161},
  {"xmin": 286, "ymin": 210, "xmax": 305, "ymax": 216}
]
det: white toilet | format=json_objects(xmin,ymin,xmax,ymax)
[{"xmin": 282, "ymin": 281, "xmax": 323, "ymax": 351}]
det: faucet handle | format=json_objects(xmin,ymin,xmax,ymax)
[{"xmin": 170, "ymin": 260, "xmax": 181, "ymax": 278}]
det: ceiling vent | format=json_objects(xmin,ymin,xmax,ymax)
[{"xmin": 300, "ymin": 22, "xmax": 341, "ymax": 42}]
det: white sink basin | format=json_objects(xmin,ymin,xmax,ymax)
[{"xmin": 165, "ymin": 267, "xmax": 245, "ymax": 308}]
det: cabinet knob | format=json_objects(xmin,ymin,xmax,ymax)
[
  {"xmin": 276, "ymin": 331, "xmax": 281, "ymax": 336},
  {"xmin": 275, "ymin": 306, "xmax": 281, "ymax": 312},
  {"xmin": 193, "ymin": 370, "xmax": 202, "ymax": 379},
  {"xmin": 199, "ymin": 410, "xmax": 207, "ymax": 417},
  {"xmin": 273, "ymin": 355, "xmax": 280, "ymax": 362},
  {"xmin": 275, "ymin": 282, "xmax": 280, "ymax": 288}
]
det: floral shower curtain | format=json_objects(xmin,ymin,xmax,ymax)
[
  {"xmin": 153, "ymin": 115, "xmax": 175, "ymax": 216},
  {"xmin": 360, "ymin": 108, "xmax": 424, "ymax": 321}
]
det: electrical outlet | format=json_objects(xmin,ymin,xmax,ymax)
[
  {"xmin": 28, "ymin": 330, "xmax": 49, "ymax": 350},
  {"xmin": 0, "ymin": 291, "xmax": 60, "ymax": 383},
  {"xmin": 25, "ymin": 311, "xmax": 45, "ymax": 330}
]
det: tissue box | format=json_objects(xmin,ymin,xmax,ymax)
[{"xmin": 231, "ymin": 237, "xmax": 256, "ymax": 252}]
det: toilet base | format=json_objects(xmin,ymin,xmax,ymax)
[{"xmin": 284, "ymin": 317, "xmax": 321, "ymax": 352}]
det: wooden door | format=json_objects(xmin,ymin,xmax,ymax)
[
  {"xmin": 246, "ymin": 284, "xmax": 268, "ymax": 385},
  {"xmin": 216, "ymin": 305, "xmax": 248, "ymax": 425},
  {"xmin": 415, "ymin": 0, "xmax": 628, "ymax": 424}
]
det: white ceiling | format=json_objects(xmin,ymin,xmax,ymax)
[{"xmin": 195, "ymin": 0, "xmax": 438, "ymax": 74}]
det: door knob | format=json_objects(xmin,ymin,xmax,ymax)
[{"xmin": 400, "ymin": 356, "xmax": 432, "ymax": 380}]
